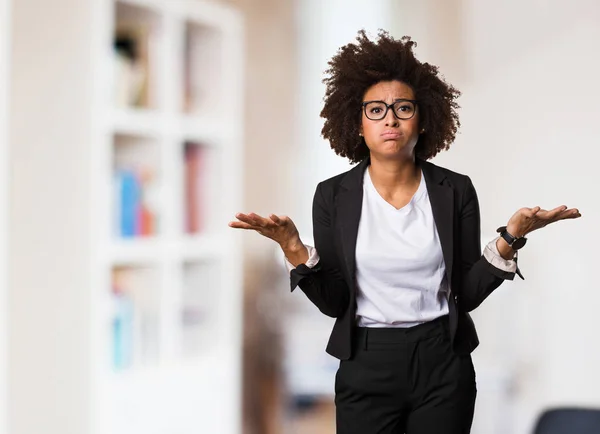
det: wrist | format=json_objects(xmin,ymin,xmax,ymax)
[
  {"xmin": 281, "ymin": 236, "xmax": 303, "ymax": 254},
  {"xmin": 497, "ymin": 224, "xmax": 528, "ymax": 252},
  {"xmin": 496, "ymin": 237, "xmax": 516, "ymax": 260},
  {"xmin": 506, "ymin": 223, "xmax": 525, "ymax": 239},
  {"xmin": 281, "ymin": 238, "xmax": 309, "ymax": 268}
]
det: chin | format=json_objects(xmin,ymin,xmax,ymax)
[
  {"xmin": 382, "ymin": 142, "xmax": 406, "ymax": 154},
  {"xmin": 372, "ymin": 144, "xmax": 413, "ymax": 160}
]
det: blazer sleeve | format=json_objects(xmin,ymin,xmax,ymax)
[
  {"xmin": 458, "ymin": 176, "xmax": 517, "ymax": 312},
  {"xmin": 289, "ymin": 182, "xmax": 350, "ymax": 318}
]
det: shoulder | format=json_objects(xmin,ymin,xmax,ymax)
[
  {"xmin": 421, "ymin": 159, "xmax": 475, "ymax": 191},
  {"xmin": 317, "ymin": 171, "xmax": 351, "ymax": 191},
  {"xmin": 309, "ymin": 162, "xmax": 366, "ymax": 212},
  {"xmin": 315, "ymin": 160, "xmax": 366, "ymax": 196}
]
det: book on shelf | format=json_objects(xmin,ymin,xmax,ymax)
[
  {"xmin": 112, "ymin": 285, "xmax": 134, "ymax": 370},
  {"xmin": 183, "ymin": 26, "xmax": 199, "ymax": 113},
  {"xmin": 184, "ymin": 142, "xmax": 206, "ymax": 234},
  {"xmin": 112, "ymin": 267, "xmax": 160, "ymax": 370},
  {"xmin": 114, "ymin": 24, "xmax": 152, "ymax": 109},
  {"xmin": 114, "ymin": 166, "xmax": 159, "ymax": 238},
  {"xmin": 183, "ymin": 24, "xmax": 221, "ymax": 114}
]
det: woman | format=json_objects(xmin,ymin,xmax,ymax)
[{"xmin": 229, "ymin": 30, "xmax": 581, "ymax": 434}]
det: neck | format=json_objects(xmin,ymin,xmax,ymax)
[{"xmin": 368, "ymin": 153, "xmax": 420, "ymax": 190}]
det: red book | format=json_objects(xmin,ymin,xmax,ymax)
[{"xmin": 185, "ymin": 143, "xmax": 204, "ymax": 234}]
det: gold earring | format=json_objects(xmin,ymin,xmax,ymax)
[{"xmin": 420, "ymin": 129, "xmax": 425, "ymax": 134}]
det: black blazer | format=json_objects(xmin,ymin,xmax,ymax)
[{"xmin": 290, "ymin": 157, "xmax": 518, "ymax": 360}]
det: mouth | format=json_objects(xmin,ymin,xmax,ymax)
[{"xmin": 380, "ymin": 131, "xmax": 402, "ymax": 139}]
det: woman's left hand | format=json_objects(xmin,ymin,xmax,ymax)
[{"xmin": 506, "ymin": 205, "xmax": 582, "ymax": 238}]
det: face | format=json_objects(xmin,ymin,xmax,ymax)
[{"xmin": 360, "ymin": 80, "xmax": 420, "ymax": 160}]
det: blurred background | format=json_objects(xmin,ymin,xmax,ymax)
[{"xmin": 0, "ymin": 0, "xmax": 599, "ymax": 433}]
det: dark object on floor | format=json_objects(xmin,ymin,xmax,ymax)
[{"xmin": 533, "ymin": 408, "xmax": 600, "ymax": 434}]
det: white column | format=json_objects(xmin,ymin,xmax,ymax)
[
  {"xmin": 0, "ymin": 0, "xmax": 9, "ymax": 433},
  {"xmin": 9, "ymin": 0, "xmax": 93, "ymax": 433},
  {"xmin": 293, "ymin": 0, "xmax": 393, "ymax": 236},
  {"xmin": 389, "ymin": 0, "xmax": 466, "ymax": 86},
  {"xmin": 281, "ymin": 0, "xmax": 395, "ymax": 400}
]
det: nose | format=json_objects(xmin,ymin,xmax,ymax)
[{"xmin": 384, "ymin": 107, "xmax": 399, "ymax": 127}]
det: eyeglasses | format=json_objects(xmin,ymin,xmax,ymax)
[{"xmin": 361, "ymin": 99, "xmax": 418, "ymax": 121}]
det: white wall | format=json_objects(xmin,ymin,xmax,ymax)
[
  {"xmin": 462, "ymin": 4, "xmax": 600, "ymax": 433},
  {"xmin": 391, "ymin": 1, "xmax": 600, "ymax": 433},
  {"xmin": 0, "ymin": 0, "xmax": 9, "ymax": 433},
  {"xmin": 9, "ymin": 0, "xmax": 93, "ymax": 433}
]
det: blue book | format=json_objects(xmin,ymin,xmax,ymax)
[
  {"xmin": 119, "ymin": 169, "xmax": 140, "ymax": 237},
  {"xmin": 113, "ymin": 292, "xmax": 134, "ymax": 370}
]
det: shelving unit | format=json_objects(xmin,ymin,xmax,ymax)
[{"xmin": 91, "ymin": 1, "xmax": 244, "ymax": 433}]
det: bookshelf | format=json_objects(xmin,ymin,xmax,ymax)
[
  {"xmin": 0, "ymin": 0, "xmax": 8, "ymax": 432},
  {"xmin": 91, "ymin": 1, "xmax": 244, "ymax": 433}
]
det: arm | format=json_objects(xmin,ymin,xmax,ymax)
[
  {"xmin": 458, "ymin": 177, "xmax": 516, "ymax": 312},
  {"xmin": 288, "ymin": 183, "xmax": 350, "ymax": 318},
  {"xmin": 459, "ymin": 176, "xmax": 581, "ymax": 311}
]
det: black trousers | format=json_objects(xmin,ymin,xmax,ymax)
[{"xmin": 335, "ymin": 315, "xmax": 477, "ymax": 434}]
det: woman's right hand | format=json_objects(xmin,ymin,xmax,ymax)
[{"xmin": 228, "ymin": 212, "xmax": 302, "ymax": 251}]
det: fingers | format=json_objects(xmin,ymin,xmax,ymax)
[
  {"xmin": 228, "ymin": 221, "xmax": 260, "ymax": 230},
  {"xmin": 525, "ymin": 205, "xmax": 566, "ymax": 219},
  {"xmin": 544, "ymin": 205, "xmax": 581, "ymax": 221},
  {"xmin": 233, "ymin": 212, "xmax": 268, "ymax": 227},
  {"xmin": 550, "ymin": 205, "xmax": 568, "ymax": 213},
  {"xmin": 558, "ymin": 207, "xmax": 582, "ymax": 220},
  {"xmin": 547, "ymin": 205, "xmax": 567, "ymax": 219},
  {"xmin": 521, "ymin": 206, "xmax": 541, "ymax": 218},
  {"xmin": 268, "ymin": 214, "xmax": 282, "ymax": 225},
  {"xmin": 248, "ymin": 212, "xmax": 271, "ymax": 228},
  {"xmin": 524, "ymin": 205, "xmax": 582, "ymax": 225},
  {"xmin": 229, "ymin": 212, "xmax": 263, "ymax": 229},
  {"xmin": 229, "ymin": 212, "xmax": 284, "ymax": 230}
]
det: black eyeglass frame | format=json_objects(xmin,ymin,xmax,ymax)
[{"xmin": 361, "ymin": 99, "xmax": 418, "ymax": 121}]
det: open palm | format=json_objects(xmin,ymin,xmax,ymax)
[
  {"xmin": 507, "ymin": 205, "xmax": 581, "ymax": 237},
  {"xmin": 228, "ymin": 212, "xmax": 300, "ymax": 249}
]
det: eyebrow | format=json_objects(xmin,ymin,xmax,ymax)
[{"xmin": 363, "ymin": 98, "xmax": 415, "ymax": 103}]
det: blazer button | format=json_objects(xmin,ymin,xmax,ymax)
[{"xmin": 454, "ymin": 295, "xmax": 459, "ymax": 304}]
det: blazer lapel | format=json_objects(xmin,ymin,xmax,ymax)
[
  {"xmin": 335, "ymin": 159, "xmax": 368, "ymax": 284},
  {"xmin": 420, "ymin": 159, "xmax": 454, "ymax": 286}
]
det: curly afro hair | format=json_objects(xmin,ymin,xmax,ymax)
[{"xmin": 320, "ymin": 29, "xmax": 461, "ymax": 164}]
